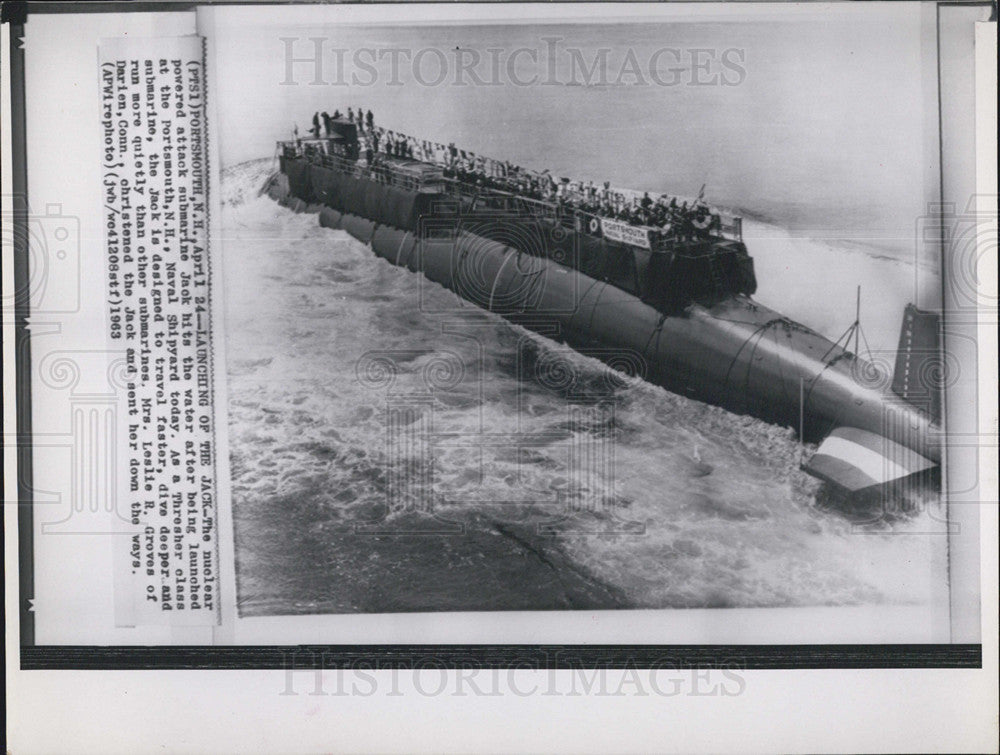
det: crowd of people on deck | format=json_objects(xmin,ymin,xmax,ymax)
[
  {"xmin": 309, "ymin": 107, "xmax": 375, "ymax": 138},
  {"xmin": 298, "ymin": 109, "xmax": 724, "ymax": 240}
]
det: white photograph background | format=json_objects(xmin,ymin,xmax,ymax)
[{"xmin": 3, "ymin": 5, "xmax": 996, "ymax": 754}]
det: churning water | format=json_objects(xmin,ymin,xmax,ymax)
[{"xmin": 221, "ymin": 159, "xmax": 945, "ymax": 616}]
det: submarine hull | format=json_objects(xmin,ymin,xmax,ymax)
[{"xmin": 267, "ymin": 160, "xmax": 940, "ymax": 471}]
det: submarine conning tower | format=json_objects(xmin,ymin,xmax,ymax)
[{"xmin": 276, "ymin": 118, "xmax": 756, "ymax": 315}]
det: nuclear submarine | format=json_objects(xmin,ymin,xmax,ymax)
[{"xmin": 262, "ymin": 115, "xmax": 942, "ymax": 494}]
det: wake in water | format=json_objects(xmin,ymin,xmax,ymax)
[{"xmin": 221, "ymin": 158, "xmax": 947, "ymax": 616}]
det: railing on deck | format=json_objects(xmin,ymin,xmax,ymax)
[
  {"xmin": 719, "ymin": 216, "xmax": 743, "ymax": 241},
  {"xmin": 278, "ymin": 139, "xmax": 743, "ymax": 244},
  {"xmin": 279, "ymin": 140, "xmax": 443, "ymax": 193},
  {"xmin": 457, "ymin": 186, "xmax": 744, "ymax": 248}
]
